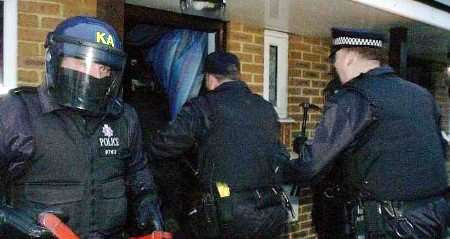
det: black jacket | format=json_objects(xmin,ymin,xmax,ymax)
[
  {"xmin": 291, "ymin": 66, "xmax": 448, "ymax": 200},
  {"xmin": 148, "ymin": 80, "xmax": 285, "ymax": 190},
  {"xmin": 148, "ymin": 80, "xmax": 289, "ymax": 238},
  {"xmin": 0, "ymin": 86, "xmax": 157, "ymax": 238}
]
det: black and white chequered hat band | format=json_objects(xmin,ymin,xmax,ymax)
[{"xmin": 333, "ymin": 36, "xmax": 383, "ymax": 47}]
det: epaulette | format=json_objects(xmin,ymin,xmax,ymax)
[{"xmin": 9, "ymin": 86, "xmax": 38, "ymax": 95}]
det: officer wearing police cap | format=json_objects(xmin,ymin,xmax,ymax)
[
  {"xmin": 286, "ymin": 27, "xmax": 450, "ymax": 238},
  {"xmin": 0, "ymin": 16, "xmax": 162, "ymax": 238},
  {"xmin": 148, "ymin": 51, "xmax": 289, "ymax": 239}
]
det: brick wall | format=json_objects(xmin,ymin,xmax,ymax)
[
  {"xmin": 287, "ymin": 35, "xmax": 331, "ymax": 139},
  {"xmin": 18, "ymin": 0, "xmax": 97, "ymax": 86},
  {"xmin": 226, "ymin": 22, "xmax": 264, "ymax": 94}
]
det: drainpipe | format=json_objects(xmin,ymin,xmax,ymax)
[{"xmin": 389, "ymin": 27, "xmax": 408, "ymax": 78}]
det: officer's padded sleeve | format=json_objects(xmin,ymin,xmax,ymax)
[
  {"xmin": 0, "ymin": 94, "xmax": 34, "ymax": 182},
  {"xmin": 0, "ymin": 108, "xmax": 6, "ymax": 167},
  {"xmin": 148, "ymin": 99, "xmax": 208, "ymax": 161},
  {"xmin": 124, "ymin": 106, "xmax": 163, "ymax": 235},
  {"xmin": 289, "ymin": 89, "xmax": 376, "ymax": 184},
  {"xmin": 123, "ymin": 105, "xmax": 157, "ymax": 199},
  {"xmin": 0, "ymin": 118, "xmax": 8, "ymax": 181}
]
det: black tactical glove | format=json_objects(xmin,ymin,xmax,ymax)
[
  {"xmin": 293, "ymin": 135, "xmax": 308, "ymax": 155},
  {"xmin": 0, "ymin": 204, "xmax": 65, "ymax": 238},
  {"xmin": 135, "ymin": 195, "xmax": 164, "ymax": 234}
]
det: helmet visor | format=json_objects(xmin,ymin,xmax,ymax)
[
  {"xmin": 49, "ymin": 34, "xmax": 127, "ymax": 113},
  {"xmin": 54, "ymin": 54, "xmax": 124, "ymax": 113}
]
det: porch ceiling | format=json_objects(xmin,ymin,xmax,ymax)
[{"xmin": 126, "ymin": 0, "xmax": 450, "ymax": 62}]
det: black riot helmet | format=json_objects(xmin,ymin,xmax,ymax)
[{"xmin": 44, "ymin": 16, "xmax": 127, "ymax": 114}]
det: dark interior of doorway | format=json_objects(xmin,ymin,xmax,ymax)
[
  {"xmin": 123, "ymin": 4, "xmax": 226, "ymax": 143},
  {"xmin": 122, "ymin": 4, "xmax": 227, "ymax": 237}
]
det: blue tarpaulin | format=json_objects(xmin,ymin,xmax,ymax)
[{"xmin": 146, "ymin": 30, "xmax": 208, "ymax": 120}]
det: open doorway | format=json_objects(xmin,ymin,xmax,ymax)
[
  {"xmin": 122, "ymin": 4, "xmax": 227, "ymax": 237},
  {"xmin": 123, "ymin": 4, "xmax": 226, "ymax": 137}
]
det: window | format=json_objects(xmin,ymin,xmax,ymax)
[
  {"xmin": 264, "ymin": 30, "xmax": 288, "ymax": 118},
  {"xmin": 0, "ymin": 0, "xmax": 17, "ymax": 94},
  {"xmin": 268, "ymin": 45, "xmax": 278, "ymax": 105}
]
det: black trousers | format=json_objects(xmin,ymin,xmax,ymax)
[
  {"xmin": 187, "ymin": 194, "xmax": 288, "ymax": 239},
  {"xmin": 229, "ymin": 197, "xmax": 288, "ymax": 239},
  {"xmin": 385, "ymin": 197, "xmax": 450, "ymax": 239},
  {"xmin": 355, "ymin": 197, "xmax": 450, "ymax": 239}
]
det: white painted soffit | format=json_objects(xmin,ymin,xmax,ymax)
[{"xmin": 353, "ymin": 0, "xmax": 450, "ymax": 31}]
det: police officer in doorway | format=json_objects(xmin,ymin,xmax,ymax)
[
  {"xmin": 148, "ymin": 51, "xmax": 289, "ymax": 239},
  {"xmin": 0, "ymin": 16, "xmax": 162, "ymax": 238},
  {"xmin": 287, "ymin": 28, "xmax": 450, "ymax": 238}
]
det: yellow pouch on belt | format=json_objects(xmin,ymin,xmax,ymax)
[{"xmin": 216, "ymin": 182, "xmax": 230, "ymax": 198}]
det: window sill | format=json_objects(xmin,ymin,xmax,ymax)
[{"xmin": 278, "ymin": 117, "xmax": 296, "ymax": 124}]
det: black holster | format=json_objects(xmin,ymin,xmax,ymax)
[
  {"xmin": 187, "ymin": 193, "xmax": 221, "ymax": 239},
  {"xmin": 343, "ymin": 200, "xmax": 355, "ymax": 237},
  {"xmin": 363, "ymin": 200, "xmax": 386, "ymax": 239},
  {"xmin": 354, "ymin": 199, "xmax": 417, "ymax": 239}
]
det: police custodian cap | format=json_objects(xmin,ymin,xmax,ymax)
[
  {"xmin": 204, "ymin": 51, "xmax": 240, "ymax": 75},
  {"xmin": 330, "ymin": 27, "xmax": 385, "ymax": 56}
]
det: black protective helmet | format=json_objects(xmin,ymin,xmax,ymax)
[{"xmin": 45, "ymin": 16, "xmax": 127, "ymax": 113}]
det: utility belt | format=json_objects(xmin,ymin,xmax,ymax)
[
  {"xmin": 187, "ymin": 193, "xmax": 221, "ymax": 239},
  {"xmin": 240, "ymin": 186, "xmax": 293, "ymax": 214},
  {"xmin": 187, "ymin": 185, "xmax": 292, "ymax": 239},
  {"xmin": 349, "ymin": 196, "xmax": 443, "ymax": 239}
]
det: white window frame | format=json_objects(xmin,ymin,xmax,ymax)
[
  {"xmin": 208, "ymin": 32, "xmax": 216, "ymax": 53},
  {"xmin": 263, "ymin": 30, "xmax": 288, "ymax": 119},
  {"xmin": 0, "ymin": 0, "xmax": 18, "ymax": 94}
]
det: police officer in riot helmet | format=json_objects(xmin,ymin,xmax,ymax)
[
  {"xmin": 148, "ymin": 51, "xmax": 290, "ymax": 239},
  {"xmin": 285, "ymin": 27, "xmax": 450, "ymax": 238},
  {"xmin": 0, "ymin": 16, "xmax": 163, "ymax": 238}
]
